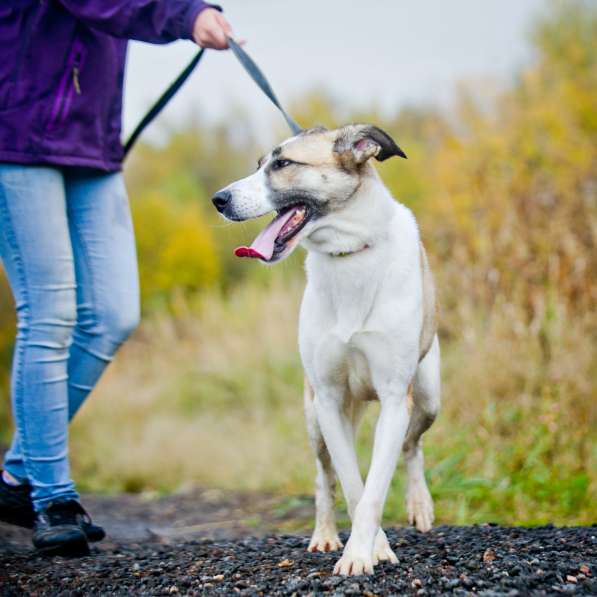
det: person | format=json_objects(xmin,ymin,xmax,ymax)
[{"xmin": 0, "ymin": 0, "xmax": 235, "ymax": 554}]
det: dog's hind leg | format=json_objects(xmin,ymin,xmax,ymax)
[
  {"xmin": 304, "ymin": 379, "xmax": 343, "ymax": 552},
  {"xmin": 403, "ymin": 335, "xmax": 441, "ymax": 532}
]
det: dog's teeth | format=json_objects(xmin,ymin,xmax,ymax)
[{"xmin": 291, "ymin": 208, "xmax": 305, "ymax": 225}]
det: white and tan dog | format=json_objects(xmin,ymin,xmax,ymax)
[{"xmin": 212, "ymin": 125, "xmax": 440, "ymax": 576}]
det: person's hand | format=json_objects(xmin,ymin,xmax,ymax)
[{"xmin": 193, "ymin": 8, "xmax": 233, "ymax": 50}]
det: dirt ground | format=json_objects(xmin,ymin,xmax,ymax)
[{"xmin": 1, "ymin": 489, "xmax": 595, "ymax": 596}]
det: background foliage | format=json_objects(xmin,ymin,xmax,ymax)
[{"xmin": 0, "ymin": 2, "xmax": 594, "ymax": 525}]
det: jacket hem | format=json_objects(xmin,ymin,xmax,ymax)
[{"xmin": 0, "ymin": 149, "xmax": 122, "ymax": 172}]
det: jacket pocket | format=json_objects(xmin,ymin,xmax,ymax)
[{"xmin": 45, "ymin": 39, "xmax": 87, "ymax": 134}]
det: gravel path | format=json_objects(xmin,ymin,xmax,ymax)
[{"xmin": 1, "ymin": 491, "xmax": 595, "ymax": 595}]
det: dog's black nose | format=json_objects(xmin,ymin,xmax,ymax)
[{"xmin": 212, "ymin": 190, "xmax": 231, "ymax": 213}]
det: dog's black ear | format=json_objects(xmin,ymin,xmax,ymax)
[{"xmin": 334, "ymin": 124, "xmax": 407, "ymax": 168}]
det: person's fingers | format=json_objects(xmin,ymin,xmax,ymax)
[
  {"xmin": 216, "ymin": 12, "xmax": 233, "ymax": 36},
  {"xmin": 200, "ymin": 26, "xmax": 226, "ymax": 49},
  {"xmin": 209, "ymin": 25, "xmax": 228, "ymax": 49}
]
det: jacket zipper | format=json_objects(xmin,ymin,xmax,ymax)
[
  {"xmin": 72, "ymin": 62, "xmax": 82, "ymax": 95},
  {"xmin": 46, "ymin": 43, "xmax": 85, "ymax": 132}
]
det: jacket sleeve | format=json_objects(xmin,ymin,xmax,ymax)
[{"xmin": 57, "ymin": 0, "xmax": 220, "ymax": 43}]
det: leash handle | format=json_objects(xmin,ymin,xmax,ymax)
[
  {"xmin": 227, "ymin": 37, "xmax": 302, "ymax": 136},
  {"xmin": 123, "ymin": 48, "xmax": 206, "ymax": 158}
]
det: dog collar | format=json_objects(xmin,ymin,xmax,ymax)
[{"xmin": 330, "ymin": 244, "xmax": 370, "ymax": 258}]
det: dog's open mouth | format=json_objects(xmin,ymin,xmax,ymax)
[{"xmin": 234, "ymin": 204, "xmax": 311, "ymax": 262}]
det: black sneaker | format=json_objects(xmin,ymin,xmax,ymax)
[
  {"xmin": 0, "ymin": 473, "xmax": 105, "ymax": 542},
  {"xmin": 33, "ymin": 500, "xmax": 90, "ymax": 555},
  {"xmin": 0, "ymin": 471, "xmax": 35, "ymax": 528},
  {"xmin": 69, "ymin": 500, "xmax": 106, "ymax": 543}
]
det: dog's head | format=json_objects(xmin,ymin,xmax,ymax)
[{"xmin": 212, "ymin": 124, "xmax": 406, "ymax": 263}]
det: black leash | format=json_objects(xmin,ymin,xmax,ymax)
[
  {"xmin": 123, "ymin": 48, "xmax": 205, "ymax": 157},
  {"xmin": 123, "ymin": 38, "xmax": 301, "ymax": 158}
]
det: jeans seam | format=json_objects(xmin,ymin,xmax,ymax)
[
  {"xmin": 0, "ymin": 189, "xmax": 34, "ymax": 484},
  {"xmin": 67, "ymin": 200, "xmax": 100, "ymax": 338}
]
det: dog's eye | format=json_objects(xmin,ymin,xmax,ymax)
[{"xmin": 272, "ymin": 159, "xmax": 292, "ymax": 170}]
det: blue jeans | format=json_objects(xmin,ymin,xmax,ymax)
[{"xmin": 0, "ymin": 164, "xmax": 140, "ymax": 510}]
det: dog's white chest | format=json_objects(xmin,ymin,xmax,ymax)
[
  {"xmin": 330, "ymin": 266, "xmax": 381, "ymax": 342},
  {"xmin": 300, "ymin": 254, "xmax": 399, "ymax": 397},
  {"xmin": 299, "ymin": 198, "xmax": 424, "ymax": 405}
]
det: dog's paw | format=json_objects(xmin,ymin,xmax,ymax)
[
  {"xmin": 406, "ymin": 482, "xmax": 434, "ymax": 532},
  {"xmin": 372, "ymin": 530, "xmax": 398, "ymax": 565},
  {"xmin": 308, "ymin": 527, "xmax": 343, "ymax": 553},
  {"xmin": 333, "ymin": 542, "xmax": 374, "ymax": 576}
]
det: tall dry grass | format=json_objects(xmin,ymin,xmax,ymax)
[
  {"xmin": 71, "ymin": 279, "xmax": 311, "ymax": 495},
  {"xmin": 70, "ymin": 275, "xmax": 595, "ymax": 525}
]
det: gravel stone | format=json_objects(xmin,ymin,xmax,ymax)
[
  {"xmin": 1, "ymin": 525, "xmax": 595, "ymax": 595},
  {"xmin": 1, "ymin": 490, "xmax": 595, "ymax": 595}
]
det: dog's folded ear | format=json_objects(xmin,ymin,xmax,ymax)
[{"xmin": 333, "ymin": 124, "xmax": 407, "ymax": 168}]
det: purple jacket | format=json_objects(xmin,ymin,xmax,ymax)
[{"xmin": 0, "ymin": 0, "xmax": 214, "ymax": 171}]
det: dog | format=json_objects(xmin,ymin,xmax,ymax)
[{"xmin": 212, "ymin": 124, "xmax": 440, "ymax": 576}]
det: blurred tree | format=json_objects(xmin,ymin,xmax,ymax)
[
  {"xmin": 417, "ymin": 0, "xmax": 596, "ymax": 323},
  {"xmin": 132, "ymin": 193, "xmax": 220, "ymax": 310}
]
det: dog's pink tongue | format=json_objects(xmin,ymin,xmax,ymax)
[{"xmin": 234, "ymin": 208, "xmax": 297, "ymax": 261}]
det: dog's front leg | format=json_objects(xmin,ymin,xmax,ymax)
[
  {"xmin": 312, "ymin": 386, "xmax": 374, "ymax": 573},
  {"xmin": 335, "ymin": 388, "xmax": 410, "ymax": 576}
]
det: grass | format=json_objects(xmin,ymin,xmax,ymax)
[{"xmin": 69, "ymin": 275, "xmax": 596, "ymax": 527}]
